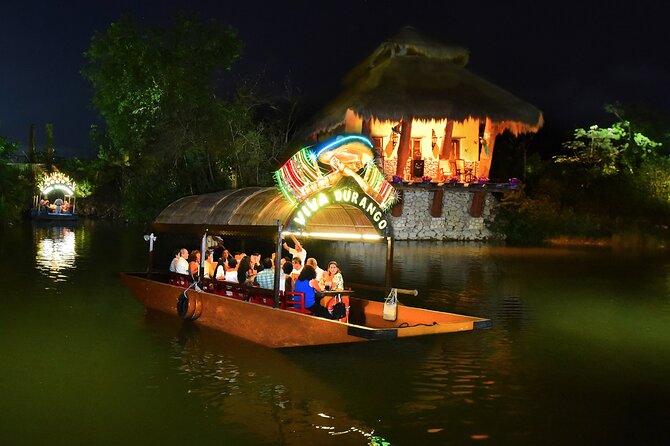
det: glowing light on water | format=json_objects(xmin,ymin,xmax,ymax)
[{"xmin": 35, "ymin": 226, "xmax": 77, "ymax": 282}]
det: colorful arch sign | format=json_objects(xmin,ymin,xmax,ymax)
[
  {"xmin": 275, "ymin": 135, "xmax": 398, "ymax": 235},
  {"xmin": 38, "ymin": 172, "xmax": 77, "ymax": 196}
]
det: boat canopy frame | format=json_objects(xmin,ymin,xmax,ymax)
[{"xmin": 151, "ymin": 186, "xmax": 396, "ymax": 297}]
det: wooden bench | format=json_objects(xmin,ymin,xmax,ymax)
[
  {"xmin": 199, "ymin": 278, "xmax": 310, "ymax": 314},
  {"xmin": 281, "ymin": 291, "xmax": 310, "ymax": 314},
  {"xmin": 169, "ymin": 273, "xmax": 191, "ymax": 288}
]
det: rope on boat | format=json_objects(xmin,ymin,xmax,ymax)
[
  {"xmin": 397, "ymin": 321, "xmax": 438, "ymax": 328},
  {"xmin": 177, "ymin": 278, "xmax": 203, "ymax": 320}
]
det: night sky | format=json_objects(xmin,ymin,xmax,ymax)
[{"xmin": 2, "ymin": 0, "xmax": 668, "ymax": 158}]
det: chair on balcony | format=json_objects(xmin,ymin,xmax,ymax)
[{"xmin": 455, "ymin": 159, "xmax": 473, "ymax": 182}]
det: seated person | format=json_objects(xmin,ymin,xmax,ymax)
[
  {"xmin": 237, "ymin": 256, "xmax": 255, "ymax": 285},
  {"xmin": 188, "ymin": 250, "xmax": 201, "ymax": 277},
  {"xmin": 255, "ymin": 258, "xmax": 275, "ymax": 289},
  {"xmin": 319, "ymin": 261, "xmax": 349, "ymax": 322},
  {"xmin": 203, "ymin": 250, "xmax": 217, "ymax": 279},
  {"xmin": 290, "ymin": 257, "xmax": 303, "ymax": 282},
  {"xmin": 320, "ymin": 261, "xmax": 344, "ymax": 291},
  {"xmin": 281, "ymin": 259, "xmax": 294, "ymax": 292},
  {"xmin": 293, "ymin": 265, "xmax": 325, "ymax": 315},
  {"xmin": 306, "ymin": 258, "xmax": 324, "ymax": 281},
  {"xmin": 215, "ymin": 257, "xmax": 238, "ymax": 283},
  {"xmin": 170, "ymin": 248, "xmax": 189, "ymax": 275},
  {"xmin": 169, "ymin": 250, "xmax": 180, "ymax": 272}
]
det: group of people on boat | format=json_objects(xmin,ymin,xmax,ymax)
[
  {"xmin": 168, "ymin": 235, "xmax": 349, "ymax": 321},
  {"xmin": 38, "ymin": 198, "xmax": 71, "ymax": 214}
]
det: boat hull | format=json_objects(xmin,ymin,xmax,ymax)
[
  {"xmin": 121, "ymin": 272, "xmax": 491, "ymax": 348},
  {"xmin": 31, "ymin": 209, "xmax": 79, "ymax": 222}
]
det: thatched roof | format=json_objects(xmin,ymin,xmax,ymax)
[{"xmin": 300, "ymin": 27, "xmax": 543, "ymax": 137}]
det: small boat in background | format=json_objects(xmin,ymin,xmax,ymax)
[{"xmin": 31, "ymin": 171, "xmax": 79, "ymax": 222}]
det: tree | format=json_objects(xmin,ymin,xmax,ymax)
[
  {"xmin": 28, "ymin": 123, "xmax": 36, "ymax": 163},
  {"xmin": 554, "ymin": 105, "xmax": 661, "ymax": 177},
  {"xmin": 44, "ymin": 123, "xmax": 55, "ymax": 170},
  {"xmin": 82, "ymin": 15, "xmax": 242, "ymax": 221},
  {"xmin": 82, "ymin": 14, "xmax": 302, "ymax": 222},
  {"xmin": 0, "ymin": 135, "xmax": 32, "ymax": 222},
  {"xmin": 547, "ymin": 105, "xmax": 669, "ymax": 228}
]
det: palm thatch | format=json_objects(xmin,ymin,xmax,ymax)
[{"xmin": 300, "ymin": 27, "xmax": 543, "ymax": 138}]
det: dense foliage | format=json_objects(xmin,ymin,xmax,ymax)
[
  {"xmin": 491, "ymin": 106, "xmax": 670, "ymax": 245},
  {"xmin": 0, "ymin": 135, "xmax": 33, "ymax": 223},
  {"xmin": 82, "ymin": 15, "xmax": 294, "ymax": 222}
]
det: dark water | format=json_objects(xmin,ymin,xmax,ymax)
[{"xmin": 2, "ymin": 221, "xmax": 669, "ymax": 446}]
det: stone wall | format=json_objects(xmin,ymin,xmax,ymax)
[{"xmin": 389, "ymin": 187, "xmax": 500, "ymax": 240}]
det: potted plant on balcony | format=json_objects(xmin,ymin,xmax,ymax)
[
  {"xmin": 472, "ymin": 176, "xmax": 489, "ymax": 188},
  {"xmin": 391, "ymin": 175, "xmax": 405, "ymax": 186}
]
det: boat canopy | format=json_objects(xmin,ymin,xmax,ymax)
[{"xmin": 152, "ymin": 187, "xmax": 387, "ymax": 240}]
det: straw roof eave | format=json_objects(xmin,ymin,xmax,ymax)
[{"xmin": 302, "ymin": 54, "xmax": 543, "ymax": 138}]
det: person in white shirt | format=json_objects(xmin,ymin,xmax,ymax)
[
  {"xmin": 306, "ymin": 258, "xmax": 324, "ymax": 281},
  {"xmin": 283, "ymin": 235, "xmax": 307, "ymax": 265},
  {"xmin": 170, "ymin": 248, "xmax": 189, "ymax": 274},
  {"xmin": 169, "ymin": 250, "xmax": 180, "ymax": 272},
  {"xmin": 215, "ymin": 258, "xmax": 239, "ymax": 283}
]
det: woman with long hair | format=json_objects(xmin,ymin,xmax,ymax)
[
  {"xmin": 293, "ymin": 264, "xmax": 325, "ymax": 315},
  {"xmin": 319, "ymin": 261, "xmax": 349, "ymax": 322},
  {"xmin": 237, "ymin": 255, "xmax": 255, "ymax": 285},
  {"xmin": 188, "ymin": 250, "xmax": 201, "ymax": 277},
  {"xmin": 320, "ymin": 261, "xmax": 344, "ymax": 291}
]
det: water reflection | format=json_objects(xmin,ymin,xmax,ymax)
[
  {"xmin": 145, "ymin": 312, "xmax": 386, "ymax": 445},
  {"xmin": 34, "ymin": 224, "xmax": 77, "ymax": 282}
]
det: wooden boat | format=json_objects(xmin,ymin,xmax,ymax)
[
  {"xmin": 122, "ymin": 135, "xmax": 491, "ymax": 348},
  {"xmin": 121, "ymin": 272, "xmax": 491, "ymax": 348}
]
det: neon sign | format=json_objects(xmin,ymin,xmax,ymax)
[
  {"xmin": 38, "ymin": 172, "xmax": 76, "ymax": 196},
  {"xmin": 289, "ymin": 184, "xmax": 390, "ymax": 233},
  {"xmin": 275, "ymin": 135, "xmax": 397, "ymax": 211}
]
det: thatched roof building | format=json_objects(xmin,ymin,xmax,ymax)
[{"xmin": 300, "ymin": 27, "xmax": 543, "ymax": 181}]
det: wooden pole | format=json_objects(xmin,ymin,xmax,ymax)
[
  {"xmin": 385, "ymin": 236, "xmax": 394, "ymax": 292},
  {"xmin": 273, "ymin": 222, "xmax": 283, "ymax": 307},
  {"xmin": 199, "ymin": 232, "xmax": 207, "ymax": 279},
  {"xmin": 441, "ymin": 120, "xmax": 454, "ymax": 160},
  {"xmin": 394, "ymin": 119, "xmax": 413, "ymax": 178},
  {"xmin": 361, "ymin": 118, "xmax": 371, "ymax": 138}
]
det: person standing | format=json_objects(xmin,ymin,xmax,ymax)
[{"xmin": 283, "ymin": 235, "xmax": 307, "ymax": 265}]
